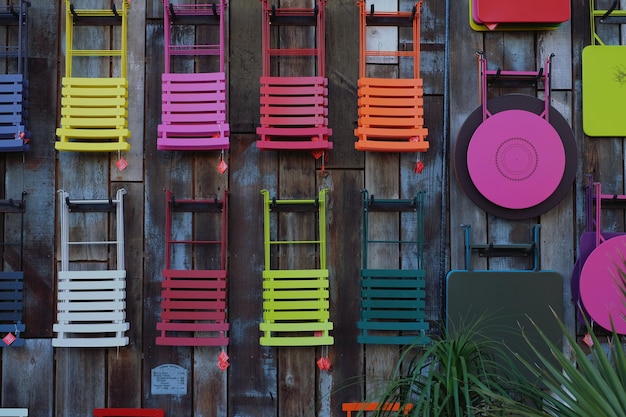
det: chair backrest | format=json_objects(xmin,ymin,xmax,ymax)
[
  {"xmin": 163, "ymin": 0, "xmax": 226, "ymax": 74},
  {"xmin": 64, "ymin": 0, "xmax": 130, "ymax": 78}
]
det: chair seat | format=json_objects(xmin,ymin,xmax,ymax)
[
  {"xmin": 358, "ymin": 269, "xmax": 430, "ymax": 345},
  {"xmin": 257, "ymin": 76, "xmax": 332, "ymax": 151},
  {"xmin": 53, "ymin": 268, "xmax": 129, "ymax": 347},
  {"xmin": 261, "ymin": 268, "xmax": 333, "ymax": 346},
  {"xmin": 158, "ymin": 72, "xmax": 229, "ymax": 151},
  {"xmin": 56, "ymin": 77, "xmax": 130, "ymax": 152},
  {"xmin": 157, "ymin": 266, "xmax": 229, "ymax": 347},
  {"xmin": 0, "ymin": 271, "xmax": 24, "ymax": 347},
  {"xmin": 0, "ymin": 74, "xmax": 29, "ymax": 152},
  {"xmin": 355, "ymin": 76, "xmax": 429, "ymax": 151}
]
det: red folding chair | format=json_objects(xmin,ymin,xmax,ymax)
[{"xmin": 256, "ymin": 0, "xmax": 332, "ymax": 157}]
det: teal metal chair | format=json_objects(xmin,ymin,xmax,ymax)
[{"xmin": 357, "ymin": 190, "xmax": 430, "ymax": 345}]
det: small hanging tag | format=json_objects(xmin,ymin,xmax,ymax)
[
  {"xmin": 116, "ymin": 157, "xmax": 128, "ymax": 171},
  {"xmin": 413, "ymin": 160, "xmax": 424, "ymax": 174},
  {"xmin": 582, "ymin": 333, "xmax": 594, "ymax": 348},
  {"xmin": 2, "ymin": 332, "xmax": 16, "ymax": 346},
  {"xmin": 311, "ymin": 136, "xmax": 324, "ymax": 160},
  {"xmin": 217, "ymin": 159, "xmax": 228, "ymax": 174},
  {"xmin": 217, "ymin": 351, "xmax": 230, "ymax": 371},
  {"xmin": 316, "ymin": 356, "xmax": 331, "ymax": 371},
  {"xmin": 217, "ymin": 151, "xmax": 228, "ymax": 174}
]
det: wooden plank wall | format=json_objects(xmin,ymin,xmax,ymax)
[{"xmin": 0, "ymin": 0, "xmax": 614, "ymax": 416}]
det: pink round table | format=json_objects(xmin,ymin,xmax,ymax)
[
  {"xmin": 467, "ymin": 109, "xmax": 565, "ymax": 209},
  {"xmin": 580, "ymin": 235, "xmax": 626, "ymax": 334}
]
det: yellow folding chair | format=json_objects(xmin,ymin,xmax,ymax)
[{"xmin": 55, "ymin": 0, "xmax": 131, "ymax": 152}]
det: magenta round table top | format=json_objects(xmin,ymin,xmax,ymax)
[
  {"xmin": 580, "ymin": 235, "xmax": 626, "ymax": 334},
  {"xmin": 466, "ymin": 109, "xmax": 565, "ymax": 209}
]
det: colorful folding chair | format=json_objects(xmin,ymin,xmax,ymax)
[
  {"xmin": 55, "ymin": 0, "xmax": 131, "ymax": 152},
  {"xmin": 157, "ymin": 0, "xmax": 229, "ymax": 151},
  {"xmin": 354, "ymin": 0, "xmax": 428, "ymax": 154},
  {"xmin": 256, "ymin": 0, "xmax": 332, "ymax": 156},
  {"xmin": 259, "ymin": 189, "xmax": 333, "ymax": 347},
  {"xmin": 156, "ymin": 190, "xmax": 229, "ymax": 347},
  {"xmin": 0, "ymin": 409, "xmax": 28, "ymax": 417},
  {"xmin": 582, "ymin": 0, "xmax": 626, "ymax": 137},
  {"xmin": 357, "ymin": 190, "xmax": 430, "ymax": 345},
  {"xmin": 0, "ymin": 1, "xmax": 30, "ymax": 152},
  {"xmin": 52, "ymin": 189, "xmax": 130, "ymax": 347},
  {"xmin": 94, "ymin": 409, "xmax": 164, "ymax": 417},
  {"xmin": 342, "ymin": 402, "xmax": 413, "ymax": 416},
  {"xmin": 0, "ymin": 194, "xmax": 25, "ymax": 347}
]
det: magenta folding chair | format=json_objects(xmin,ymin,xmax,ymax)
[{"xmin": 157, "ymin": 0, "xmax": 230, "ymax": 151}]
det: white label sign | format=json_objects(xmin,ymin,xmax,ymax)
[{"xmin": 151, "ymin": 364, "xmax": 187, "ymax": 395}]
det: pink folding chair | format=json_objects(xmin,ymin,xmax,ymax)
[{"xmin": 157, "ymin": 0, "xmax": 230, "ymax": 151}]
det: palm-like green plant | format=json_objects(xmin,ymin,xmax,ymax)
[
  {"xmin": 492, "ymin": 256, "xmax": 626, "ymax": 417},
  {"xmin": 366, "ymin": 318, "xmax": 525, "ymax": 417},
  {"xmin": 492, "ymin": 311, "xmax": 626, "ymax": 417}
]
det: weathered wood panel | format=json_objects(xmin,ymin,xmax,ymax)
[
  {"xmin": 0, "ymin": 0, "xmax": 600, "ymax": 415},
  {"xmin": 2, "ymin": 339, "xmax": 54, "ymax": 414},
  {"xmin": 143, "ymin": 14, "xmax": 193, "ymax": 416},
  {"xmin": 323, "ymin": 169, "xmax": 364, "ymax": 417},
  {"xmin": 363, "ymin": 152, "xmax": 400, "ymax": 399},
  {"xmin": 229, "ymin": 0, "xmax": 262, "ymax": 133},
  {"xmin": 117, "ymin": 0, "xmax": 146, "ymax": 182},
  {"xmin": 107, "ymin": 181, "xmax": 144, "ymax": 408},
  {"xmin": 22, "ymin": 0, "xmax": 58, "ymax": 338},
  {"xmin": 326, "ymin": 0, "xmax": 361, "ymax": 169},
  {"xmin": 228, "ymin": 133, "xmax": 278, "ymax": 417}
]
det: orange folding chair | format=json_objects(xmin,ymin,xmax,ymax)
[
  {"xmin": 354, "ymin": 1, "xmax": 428, "ymax": 154},
  {"xmin": 342, "ymin": 402, "xmax": 413, "ymax": 416}
]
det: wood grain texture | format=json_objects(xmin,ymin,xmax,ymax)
[
  {"xmin": 15, "ymin": 0, "xmax": 57, "ymax": 337},
  {"xmin": 2, "ymin": 339, "xmax": 54, "ymax": 414},
  {"xmin": 0, "ymin": 0, "xmax": 595, "ymax": 415},
  {"xmin": 228, "ymin": 0, "xmax": 262, "ymax": 133},
  {"xmin": 228, "ymin": 133, "xmax": 278, "ymax": 417},
  {"xmin": 321, "ymin": 169, "xmax": 364, "ymax": 417}
]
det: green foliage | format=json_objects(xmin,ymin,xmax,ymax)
[
  {"xmin": 492, "ymin": 257, "xmax": 626, "ymax": 417},
  {"xmin": 365, "ymin": 318, "xmax": 524, "ymax": 417},
  {"xmin": 493, "ymin": 311, "xmax": 626, "ymax": 417},
  {"xmin": 366, "ymin": 260, "xmax": 626, "ymax": 417}
]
